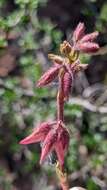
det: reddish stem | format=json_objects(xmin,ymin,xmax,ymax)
[{"xmin": 56, "ymin": 71, "xmax": 69, "ymax": 190}]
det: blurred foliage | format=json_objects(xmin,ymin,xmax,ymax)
[{"xmin": 0, "ymin": 0, "xmax": 107, "ymax": 190}]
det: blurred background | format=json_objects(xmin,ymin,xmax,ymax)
[{"xmin": 0, "ymin": 0, "xmax": 107, "ymax": 189}]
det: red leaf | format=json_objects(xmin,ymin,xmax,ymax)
[
  {"xmin": 40, "ymin": 130, "xmax": 57, "ymax": 164},
  {"xmin": 19, "ymin": 122, "xmax": 51, "ymax": 144},
  {"xmin": 80, "ymin": 31, "xmax": 99, "ymax": 43},
  {"xmin": 73, "ymin": 22, "xmax": 85, "ymax": 42},
  {"xmin": 36, "ymin": 65, "xmax": 61, "ymax": 87},
  {"xmin": 62, "ymin": 72, "xmax": 73, "ymax": 100},
  {"xmin": 76, "ymin": 42, "xmax": 99, "ymax": 53},
  {"xmin": 55, "ymin": 141, "xmax": 64, "ymax": 167},
  {"xmin": 60, "ymin": 129, "xmax": 69, "ymax": 154},
  {"xmin": 55, "ymin": 125, "xmax": 69, "ymax": 167}
]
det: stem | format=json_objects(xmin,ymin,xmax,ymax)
[
  {"xmin": 57, "ymin": 73, "xmax": 65, "ymax": 122},
  {"xmin": 56, "ymin": 161, "xmax": 69, "ymax": 190},
  {"xmin": 56, "ymin": 70, "xmax": 69, "ymax": 190}
]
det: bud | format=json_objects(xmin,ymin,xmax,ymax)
[
  {"xmin": 73, "ymin": 22, "xmax": 85, "ymax": 42},
  {"xmin": 80, "ymin": 31, "xmax": 99, "ymax": 43},
  {"xmin": 60, "ymin": 41, "xmax": 72, "ymax": 56},
  {"xmin": 36, "ymin": 65, "xmax": 61, "ymax": 87},
  {"xmin": 68, "ymin": 49, "xmax": 79, "ymax": 62}
]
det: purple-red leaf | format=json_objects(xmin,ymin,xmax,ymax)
[
  {"xmin": 55, "ymin": 141, "xmax": 64, "ymax": 167},
  {"xmin": 80, "ymin": 31, "xmax": 99, "ymax": 43},
  {"xmin": 36, "ymin": 65, "xmax": 61, "ymax": 87},
  {"xmin": 59, "ymin": 129, "xmax": 69, "ymax": 154},
  {"xmin": 62, "ymin": 72, "xmax": 73, "ymax": 101},
  {"xmin": 76, "ymin": 42, "xmax": 99, "ymax": 53},
  {"xmin": 40, "ymin": 130, "xmax": 58, "ymax": 164},
  {"xmin": 55, "ymin": 125, "xmax": 69, "ymax": 167},
  {"xmin": 19, "ymin": 122, "xmax": 51, "ymax": 145},
  {"xmin": 73, "ymin": 22, "xmax": 85, "ymax": 42}
]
